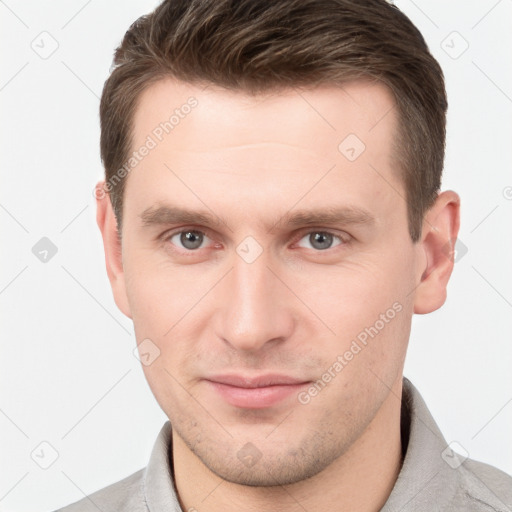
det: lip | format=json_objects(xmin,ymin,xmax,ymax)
[{"xmin": 204, "ymin": 374, "xmax": 310, "ymax": 409}]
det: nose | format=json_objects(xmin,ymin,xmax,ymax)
[{"xmin": 215, "ymin": 250, "xmax": 295, "ymax": 353}]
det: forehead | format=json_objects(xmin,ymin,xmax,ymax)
[
  {"xmin": 131, "ymin": 77, "xmax": 397, "ymax": 157},
  {"xmin": 124, "ymin": 77, "xmax": 404, "ymax": 232}
]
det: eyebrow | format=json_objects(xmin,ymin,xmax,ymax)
[
  {"xmin": 140, "ymin": 205, "xmax": 225, "ymax": 229},
  {"xmin": 279, "ymin": 206, "xmax": 375, "ymax": 229},
  {"xmin": 139, "ymin": 204, "xmax": 375, "ymax": 231}
]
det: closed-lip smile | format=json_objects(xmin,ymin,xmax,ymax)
[{"xmin": 204, "ymin": 373, "xmax": 311, "ymax": 408}]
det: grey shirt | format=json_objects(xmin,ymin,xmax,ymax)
[{"xmin": 54, "ymin": 378, "xmax": 512, "ymax": 511}]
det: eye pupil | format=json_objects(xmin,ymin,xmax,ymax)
[
  {"xmin": 310, "ymin": 232, "xmax": 333, "ymax": 250},
  {"xmin": 180, "ymin": 230, "xmax": 203, "ymax": 249}
]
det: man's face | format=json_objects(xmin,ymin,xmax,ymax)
[{"xmin": 116, "ymin": 78, "xmax": 423, "ymax": 485}]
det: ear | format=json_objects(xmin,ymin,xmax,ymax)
[
  {"xmin": 413, "ymin": 190, "xmax": 461, "ymax": 315},
  {"xmin": 95, "ymin": 181, "xmax": 132, "ymax": 319}
]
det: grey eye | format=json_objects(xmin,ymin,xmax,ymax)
[
  {"xmin": 297, "ymin": 231, "xmax": 342, "ymax": 251},
  {"xmin": 171, "ymin": 230, "xmax": 207, "ymax": 250}
]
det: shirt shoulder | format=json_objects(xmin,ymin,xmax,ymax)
[
  {"xmin": 382, "ymin": 379, "xmax": 512, "ymax": 512},
  {"xmin": 51, "ymin": 468, "xmax": 147, "ymax": 512},
  {"xmin": 452, "ymin": 457, "xmax": 512, "ymax": 511}
]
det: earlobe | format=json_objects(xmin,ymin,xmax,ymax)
[
  {"xmin": 413, "ymin": 190, "xmax": 461, "ymax": 315},
  {"xmin": 95, "ymin": 181, "xmax": 133, "ymax": 319}
]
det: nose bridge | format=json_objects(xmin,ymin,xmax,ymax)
[
  {"xmin": 217, "ymin": 246, "xmax": 292, "ymax": 352},
  {"xmin": 233, "ymin": 252, "xmax": 270, "ymax": 315}
]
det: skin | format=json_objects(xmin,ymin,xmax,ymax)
[{"xmin": 96, "ymin": 78, "xmax": 460, "ymax": 511}]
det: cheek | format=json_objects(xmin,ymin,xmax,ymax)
[
  {"xmin": 124, "ymin": 250, "xmax": 207, "ymax": 379},
  {"xmin": 301, "ymin": 254, "xmax": 414, "ymax": 377},
  {"xmin": 303, "ymin": 260, "xmax": 405, "ymax": 329},
  {"xmin": 123, "ymin": 248, "xmax": 199, "ymax": 336},
  {"xmin": 125, "ymin": 259, "xmax": 201, "ymax": 410}
]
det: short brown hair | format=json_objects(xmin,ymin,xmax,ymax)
[{"xmin": 100, "ymin": 0, "xmax": 447, "ymax": 242}]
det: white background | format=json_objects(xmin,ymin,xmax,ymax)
[{"xmin": 1, "ymin": 1, "xmax": 511, "ymax": 510}]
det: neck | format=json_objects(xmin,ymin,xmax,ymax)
[{"xmin": 173, "ymin": 376, "xmax": 404, "ymax": 512}]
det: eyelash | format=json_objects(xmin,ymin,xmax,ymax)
[{"xmin": 161, "ymin": 227, "xmax": 350, "ymax": 254}]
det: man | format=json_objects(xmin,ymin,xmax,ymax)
[{"xmin": 56, "ymin": 0, "xmax": 512, "ymax": 510}]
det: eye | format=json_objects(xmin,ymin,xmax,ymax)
[
  {"xmin": 167, "ymin": 229, "xmax": 212, "ymax": 251},
  {"xmin": 296, "ymin": 231, "xmax": 345, "ymax": 251}
]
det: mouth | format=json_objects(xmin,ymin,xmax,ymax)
[{"xmin": 204, "ymin": 374, "xmax": 311, "ymax": 409}]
